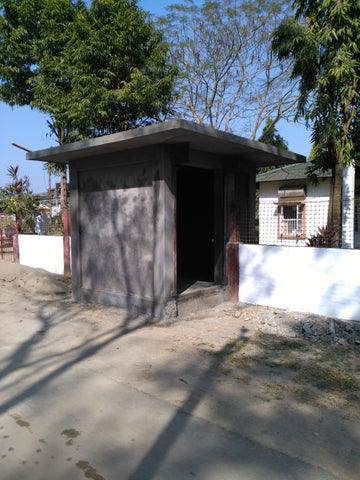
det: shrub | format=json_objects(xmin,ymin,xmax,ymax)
[
  {"xmin": 306, "ymin": 226, "xmax": 333, "ymax": 247},
  {"xmin": 0, "ymin": 166, "xmax": 41, "ymax": 233}
]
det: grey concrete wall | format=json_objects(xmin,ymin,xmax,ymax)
[
  {"xmin": 70, "ymin": 146, "xmax": 175, "ymax": 316},
  {"xmin": 68, "ymin": 141, "xmax": 258, "ymax": 316},
  {"xmin": 152, "ymin": 149, "xmax": 176, "ymax": 307},
  {"xmin": 79, "ymin": 162, "xmax": 154, "ymax": 295}
]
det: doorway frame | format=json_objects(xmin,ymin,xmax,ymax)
[{"xmin": 173, "ymin": 165, "xmax": 224, "ymax": 296}]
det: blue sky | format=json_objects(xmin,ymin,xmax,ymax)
[{"xmin": 0, "ymin": 0, "xmax": 311, "ymax": 193}]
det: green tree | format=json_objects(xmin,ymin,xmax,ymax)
[
  {"xmin": 260, "ymin": 118, "xmax": 289, "ymax": 150},
  {"xmin": 32, "ymin": 0, "xmax": 177, "ymax": 139},
  {"xmin": 0, "ymin": 0, "xmax": 43, "ymax": 106},
  {"xmin": 257, "ymin": 118, "xmax": 289, "ymax": 174},
  {"xmin": 0, "ymin": 0, "xmax": 84, "ymax": 212},
  {"xmin": 33, "ymin": 0, "xmax": 83, "ymax": 211},
  {"xmin": 0, "ymin": 0, "xmax": 176, "ymax": 212},
  {"xmin": 158, "ymin": 0, "xmax": 299, "ymax": 140},
  {"xmin": 272, "ymin": 0, "xmax": 360, "ymax": 247},
  {"xmin": 0, "ymin": 166, "xmax": 41, "ymax": 233},
  {"xmin": 66, "ymin": 0, "xmax": 177, "ymax": 137}
]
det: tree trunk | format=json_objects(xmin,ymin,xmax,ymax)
[
  {"xmin": 60, "ymin": 165, "xmax": 67, "ymax": 213},
  {"xmin": 58, "ymin": 127, "xmax": 68, "ymax": 233},
  {"xmin": 48, "ymin": 166, "xmax": 52, "ymax": 219},
  {"xmin": 327, "ymin": 158, "xmax": 343, "ymax": 248},
  {"xmin": 15, "ymin": 213, "xmax": 22, "ymax": 234}
]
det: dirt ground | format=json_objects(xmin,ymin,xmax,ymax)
[{"xmin": 1, "ymin": 260, "xmax": 360, "ymax": 480}]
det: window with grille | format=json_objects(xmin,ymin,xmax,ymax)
[{"xmin": 278, "ymin": 203, "xmax": 305, "ymax": 238}]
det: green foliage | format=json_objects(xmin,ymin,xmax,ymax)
[
  {"xmin": 272, "ymin": 0, "xmax": 360, "ymax": 165},
  {"xmin": 0, "ymin": 166, "xmax": 41, "ymax": 233},
  {"xmin": 0, "ymin": 0, "xmax": 44, "ymax": 106},
  {"xmin": 305, "ymin": 143, "xmax": 330, "ymax": 186},
  {"xmin": 0, "ymin": 0, "xmax": 177, "ymax": 142},
  {"xmin": 257, "ymin": 118, "xmax": 288, "ymax": 173},
  {"xmin": 272, "ymin": 0, "xmax": 360, "ymax": 246},
  {"xmin": 47, "ymin": 213, "xmax": 63, "ymax": 236},
  {"xmin": 67, "ymin": 0, "xmax": 177, "ymax": 137},
  {"xmin": 306, "ymin": 226, "xmax": 333, "ymax": 248},
  {"xmin": 44, "ymin": 161, "xmax": 63, "ymax": 179},
  {"xmin": 260, "ymin": 118, "xmax": 289, "ymax": 149}
]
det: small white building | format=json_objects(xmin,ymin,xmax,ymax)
[{"xmin": 257, "ymin": 163, "xmax": 359, "ymax": 248}]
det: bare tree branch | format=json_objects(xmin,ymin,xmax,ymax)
[{"xmin": 158, "ymin": 0, "xmax": 300, "ymax": 139}]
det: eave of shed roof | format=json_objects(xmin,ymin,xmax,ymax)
[{"xmin": 26, "ymin": 119, "xmax": 305, "ymax": 167}]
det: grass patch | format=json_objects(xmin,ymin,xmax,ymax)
[
  {"xmin": 312, "ymin": 343, "xmax": 350, "ymax": 366},
  {"xmin": 253, "ymin": 331, "xmax": 309, "ymax": 352},
  {"xmin": 264, "ymin": 381, "xmax": 288, "ymax": 400},
  {"xmin": 203, "ymin": 339, "xmax": 248, "ymax": 361},
  {"xmin": 232, "ymin": 374, "xmax": 252, "ymax": 385},
  {"xmin": 200, "ymin": 329, "xmax": 360, "ymax": 408},
  {"xmin": 299, "ymin": 364, "xmax": 359, "ymax": 392},
  {"xmin": 346, "ymin": 392, "xmax": 360, "ymax": 402},
  {"xmin": 197, "ymin": 342, "xmax": 215, "ymax": 348},
  {"xmin": 219, "ymin": 365, "xmax": 232, "ymax": 375},
  {"xmin": 290, "ymin": 385, "xmax": 318, "ymax": 404}
]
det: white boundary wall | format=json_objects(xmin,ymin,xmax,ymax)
[
  {"xmin": 239, "ymin": 244, "xmax": 360, "ymax": 321},
  {"xmin": 19, "ymin": 235, "xmax": 65, "ymax": 275}
]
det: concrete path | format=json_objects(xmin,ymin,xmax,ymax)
[{"xmin": 0, "ymin": 286, "xmax": 351, "ymax": 479}]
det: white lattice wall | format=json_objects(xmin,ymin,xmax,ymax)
[{"xmin": 258, "ymin": 180, "xmax": 330, "ymax": 246}]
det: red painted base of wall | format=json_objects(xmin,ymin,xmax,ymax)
[
  {"xmin": 12, "ymin": 234, "xmax": 19, "ymax": 263},
  {"xmin": 225, "ymin": 242, "xmax": 239, "ymax": 302}
]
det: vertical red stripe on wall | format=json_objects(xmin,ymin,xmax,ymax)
[
  {"xmin": 12, "ymin": 234, "xmax": 19, "ymax": 263},
  {"xmin": 226, "ymin": 242, "xmax": 239, "ymax": 302}
]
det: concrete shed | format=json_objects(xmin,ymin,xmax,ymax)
[{"xmin": 27, "ymin": 120, "xmax": 305, "ymax": 317}]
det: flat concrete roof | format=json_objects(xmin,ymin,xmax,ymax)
[{"xmin": 26, "ymin": 119, "xmax": 306, "ymax": 167}]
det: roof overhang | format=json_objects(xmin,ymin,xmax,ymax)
[{"xmin": 26, "ymin": 119, "xmax": 306, "ymax": 167}]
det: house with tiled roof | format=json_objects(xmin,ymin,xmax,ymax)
[{"xmin": 256, "ymin": 162, "xmax": 360, "ymax": 248}]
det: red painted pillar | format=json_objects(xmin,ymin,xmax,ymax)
[
  {"xmin": 12, "ymin": 234, "xmax": 19, "ymax": 263},
  {"xmin": 63, "ymin": 209, "xmax": 71, "ymax": 277},
  {"xmin": 225, "ymin": 170, "xmax": 240, "ymax": 303},
  {"xmin": 225, "ymin": 242, "xmax": 239, "ymax": 302},
  {"xmin": 225, "ymin": 215, "xmax": 240, "ymax": 302}
]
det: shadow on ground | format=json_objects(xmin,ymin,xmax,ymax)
[{"xmin": 0, "ymin": 287, "xmax": 359, "ymax": 480}]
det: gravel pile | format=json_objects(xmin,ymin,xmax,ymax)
[{"xmin": 230, "ymin": 303, "xmax": 360, "ymax": 346}]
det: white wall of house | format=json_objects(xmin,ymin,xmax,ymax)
[
  {"xmin": 258, "ymin": 179, "xmax": 331, "ymax": 246},
  {"xmin": 18, "ymin": 235, "xmax": 65, "ymax": 275},
  {"xmin": 35, "ymin": 205, "xmax": 62, "ymax": 235},
  {"xmin": 355, "ymin": 198, "xmax": 360, "ymax": 249},
  {"xmin": 239, "ymin": 244, "xmax": 360, "ymax": 322},
  {"xmin": 342, "ymin": 165, "xmax": 355, "ymax": 248}
]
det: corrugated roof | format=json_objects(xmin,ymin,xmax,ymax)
[{"xmin": 256, "ymin": 162, "xmax": 331, "ymax": 182}]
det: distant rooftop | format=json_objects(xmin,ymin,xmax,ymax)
[{"xmin": 256, "ymin": 162, "xmax": 331, "ymax": 182}]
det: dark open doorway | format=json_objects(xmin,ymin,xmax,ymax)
[{"xmin": 176, "ymin": 166, "xmax": 215, "ymax": 293}]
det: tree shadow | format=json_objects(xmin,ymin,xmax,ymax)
[
  {"xmin": 0, "ymin": 291, "xmax": 147, "ymax": 418},
  {"xmin": 125, "ymin": 324, "xmax": 358, "ymax": 480},
  {"xmin": 1, "ymin": 279, "xmax": 358, "ymax": 480}
]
